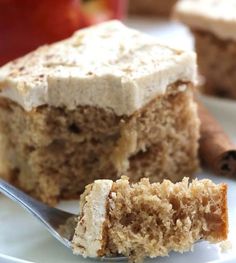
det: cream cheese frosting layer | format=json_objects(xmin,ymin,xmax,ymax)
[
  {"xmin": 175, "ymin": 0, "xmax": 236, "ymax": 41},
  {"xmin": 0, "ymin": 20, "xmax": 196, "ymax": 116},
  {"xmin": 72, "ymin": 179, "xmax": 113, "ymax": 257}
]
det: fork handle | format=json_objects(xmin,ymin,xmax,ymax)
[
  {"xmin": 0, "ymin": 178, "xmax": 74, "ymax": 229},
  {"xmin": 0, "ymin": 178, "xmax": 48, "ymax": 211}
]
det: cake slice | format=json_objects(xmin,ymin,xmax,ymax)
[
  {"xmin": 174, "ymin": 0, "xmax": 236, "ymax": 99},
  {"xmin": 0, "ymin": 20, "xmax": 199, "ymax": 205},
  {"xmin": 72, "ymin": 177, "xmax": 228, "ymax": 262}
]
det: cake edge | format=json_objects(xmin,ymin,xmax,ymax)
[{"xmin": 71, "ymin": 179, "xmax": 113, "ymax": 258}]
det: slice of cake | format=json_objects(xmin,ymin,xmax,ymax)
[
  {"xmin": 0, "ymin": 20, "xmax": 199, "ymax": 205},
  {"xmin": 129, "ymin": 0, "xmax": 177, "ymax": 17},
  {"xmin": 174, "ymin": 0, "xmax": 236, "ymax": 99},
  {"xmin": 72, "ymin": 177, "xmax": 228, "ymax": 262}
]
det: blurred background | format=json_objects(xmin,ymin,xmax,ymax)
[{"xmin": 0, "ymin": 0, "xmax": 178, "ymax": 66}]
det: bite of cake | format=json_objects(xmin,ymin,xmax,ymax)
[
  {"xmin": 0, "ymin": 20, "xmax": 199, "ymax": 205},
  {"xmin": 174, "ymin": 0, "xmax": 236, "ymax": 99},
  {"xmin": 72, "ymin": 177, "xmax": 228, "ymax": 262}
]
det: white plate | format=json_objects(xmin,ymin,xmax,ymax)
[{"xmin": 1, "ymin": 18, "xmax": 236, "ymax": 263}]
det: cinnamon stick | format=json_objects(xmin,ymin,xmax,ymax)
[{"xmin": 197, "ymin": 100, "xmax": 236, "ymax": 177}]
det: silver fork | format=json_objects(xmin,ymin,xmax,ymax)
[{"xmin": 0, "ymin": 178, "xmax": 126, "ymax": 261}]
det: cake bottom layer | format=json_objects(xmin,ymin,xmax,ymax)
[
  {"xmin": 0, "ymin": 84, "xmax": 199, "ymax": 205},
  {"xmin": 193, "ymin": 29, "xmax": 236, "ymax": 99}
]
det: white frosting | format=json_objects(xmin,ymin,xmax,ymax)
[
  {"xmin": 0, "ymin": 20, "xmax": 196, "ymax": 116},
  {"xmin": 72, "ymin": 180, "xmax": 113, "ymax": 258},
  {"xmin": 175, "ymin": 0, "xmax": 236, "ymax": 41}
]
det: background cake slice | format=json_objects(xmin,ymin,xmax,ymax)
[
  {"xmin": 0, "ymin": 20, "xmax": 199, "ymax": 205},
  {"xmin": 72, "ymin": 177, "xmax": 228, "ymax": 262},
  {"xmin": 174, "ymin": 0, "xmax": 236, "ymax": 99}
]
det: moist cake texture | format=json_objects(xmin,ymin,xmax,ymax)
[
  {"xmin": 175, "ymin": 0, "xmax": 236, "ymax": 99},
  {"xmin": 0, "ymin": 21, "xmax": 199, "ymax": 204},
  {"xmin": 72, "ymin": 177, "xmax": 228, "ymax": 262},
  {"xmin": 129, "ymin": 0, "xmax": 177, "ymax": 17}
]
